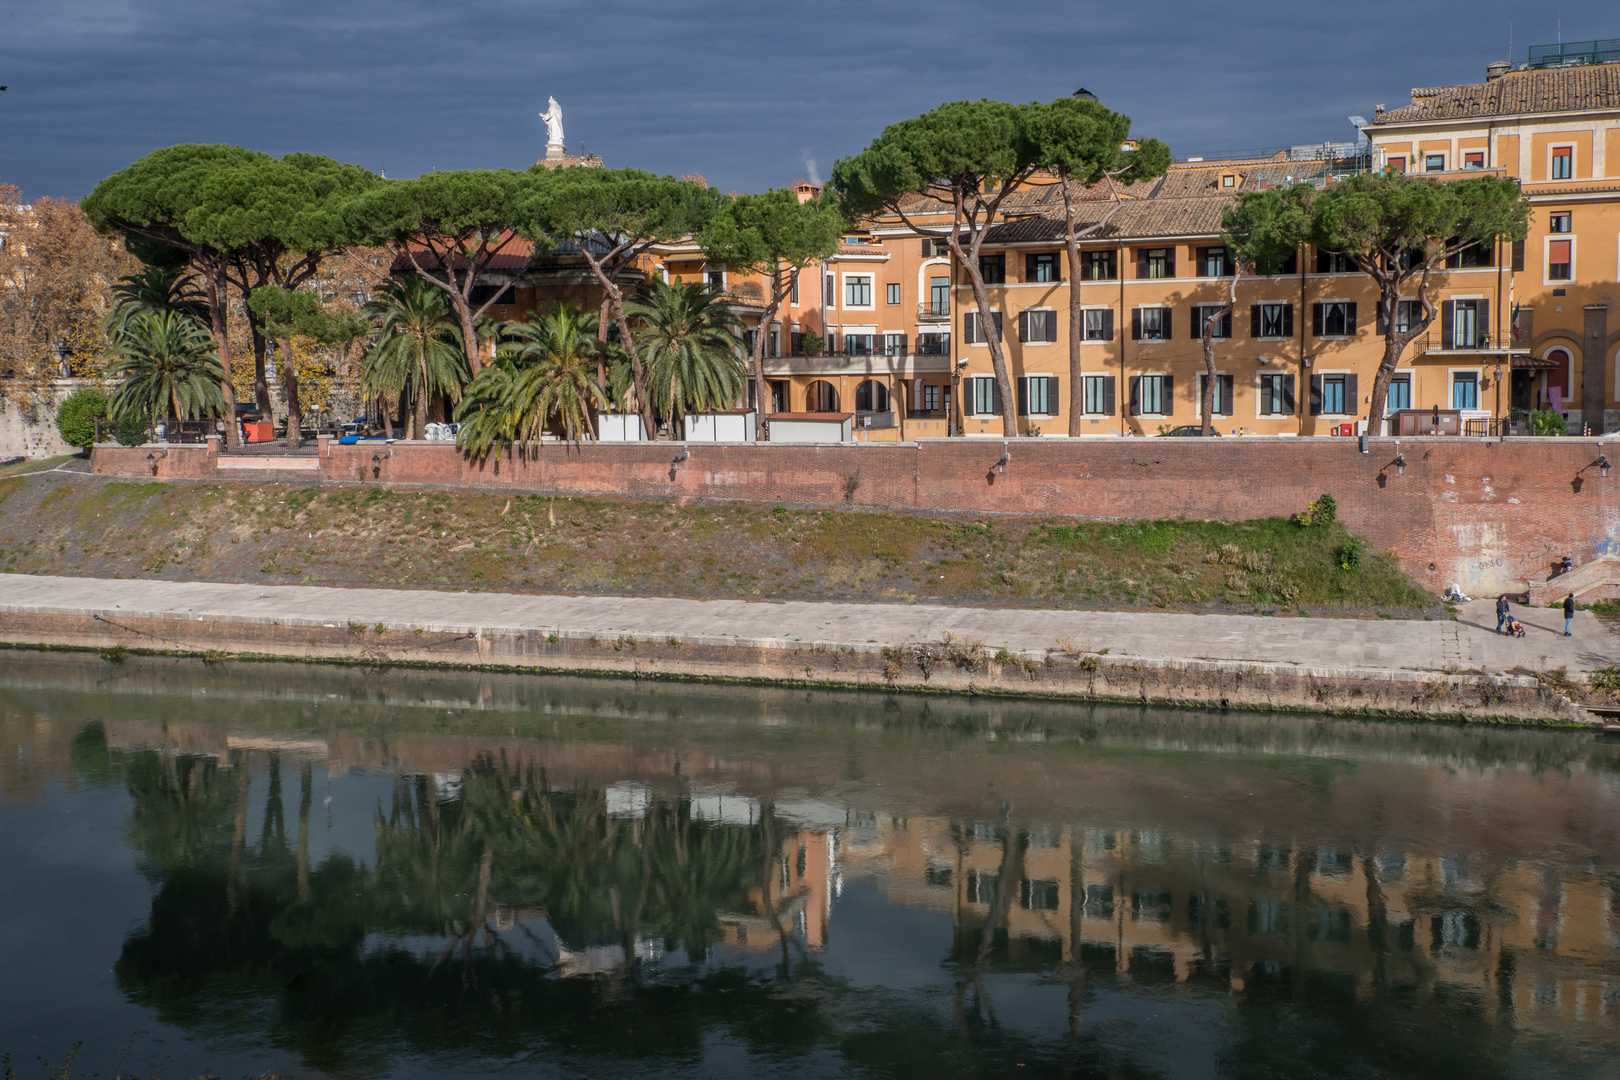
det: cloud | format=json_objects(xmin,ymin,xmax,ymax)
[{"xmin": 0, "ymin": 0, "xmax": 1609, "ymax": 200}]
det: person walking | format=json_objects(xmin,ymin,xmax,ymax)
[
  {"xmin": 1564, "ymin": 592, "xmax": 1575, "ymax": 637},
  {"xmin": 1496, "ymin": 594, "xmax": 1509, "ymax": 634}
]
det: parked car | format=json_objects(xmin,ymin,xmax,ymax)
[{"xmin": 1161, "ymin": 425, "xmax": 1221, "ymax": 437}]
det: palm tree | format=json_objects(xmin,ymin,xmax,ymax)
[
  {"xmin": 103, "ymin": 265, "xmax": 211, "ymax": 343},
  {"xmin": 361, "ymin": 277, "xmax": 468, "ymax": 440},
  {"xmin": 105, "ymin": 309, "xmax": 228, "ymax": 430},
  {"xmin": 456, "ymin": 303, "xmax": 606, "ymax": 456},
  {"xmin": 625, "ymin": 280, "xmax": 746, "ymax": 438}
]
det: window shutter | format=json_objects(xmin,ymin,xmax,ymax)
[
  {"xmin": 1162, "ymin": 309, "xmax": 1172, "ymax": 341},
  {"xmin": 1162, "ymin": 375, "xmax": 1174, "ymax": 416},
  {"xmin": 964, "ymin": 312, "xmax": 978, "ymax": 344},
  {"xmin": 1102, "ymin": 376, "xmax": 1116, "ymax": 415},
  {"xmin": 1376, "ymin": 302, "xmax": 1388, "ymax": 335},
  {"xmin": 1192, "ymin": 307, "xmax": 1202, "ymax": 338},
  {"xmin": 1511, "ymin": 239, "xmax": 1525, "ymax": 271},
  {"xmin": 1440, "ymin": 301, "xmax": 1454, "ymax": 349},
  {"xmin": 1283, "ymin": 304, "xmax": 1294, "ymax": 337},
  {"xmin": 1221, "ymin": 311, "xmax": 1232, "ymax": 338},
  {"xmin": 1195, "ymin": 247, "xmax": 1208, "ymax": 275},
  {"xmin": 1250, "ymin": 305, "xmax": 1262, "ymax": 337},
  {"xmin": 1345, "ymin": 373, "xmax": 1359, "ymax": 413},
  {"xmin": 1102, "ymin": 308, "xmax": 1115, "ymax": 341},
  {"xmin": 898, "ymin": 334, "xmax": 908, "ymax": 354},
  {"xmin": 1315, "ymin": 248, "xmax": 1331, "ymax": 274},
  {"xmin": 921, "ymin": 238, "xmax": 932, "ymax": 257},
  {"xmin": 1129, "ymin": 376, "xmax": 1141, "ymax": 415},
  {"xmin": 1164, "ymin": 248, "xmax": 1175, "ymax": 278},
  {"xmin": 992, "ymin": 312, "xmax": 1003, "ymax": 340},
  {"xmin": 1311, "ymin": 303, "xmax": 1323, "ymax": 336},
  {"xmin": 1024, "ymin": 254, "xmax": 1037, "ymax": 282},
  {"xmin": 1309, "ymin": 375, "xmax": 1323, "ymax": 415},
  {"xmin": 1131, "ymin": 309, "xmax": 1142, "ymax": 340},
  {"xmin": 1016, "ymin": 377, "xmax": 1028, "ymax": 416},
  {"xmin": 1282, "ymin": 374, "xmax": 1296, "ymax": 415},
  {"xmin": 1046, "ymin": 377, "xmax": 1060, "ymax": 410},
  {"xmin": 1136, "ymin": 249, "xmax": 1149, "ymax": 279},
  {"xmin": 1345, "ymin": 303, "xmax": 1357, "ymax": 334},
  {"xmin": 991, "ymin": 381, "xmax": 1001, "ymax": 415},
  {"xmin": 1220, "ymin": 374, "xmax": 1233, "ymax": 415},
  {"xmin": 1018, "ymin": 311, "xmax": 1029, "ymax": 343},
  {"xmin": 1260, "ymin": 378, "xmax": 1272, "ymax": 416},
  {"xmin": 1477, "ymin": 299, "xmax": 1489, "ymax": 339}
]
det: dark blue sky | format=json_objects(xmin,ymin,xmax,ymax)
[{"xmin": 0, "ymin": 0, "xmax": 1612, "ymax": 200}]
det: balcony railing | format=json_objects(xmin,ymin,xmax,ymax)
[
  {"xmin": 1413, "ymin": 331, "xmax": 1513, "ymax": 355},
  {"xmin": 917, "ymin": 302, "xmax": 950, "ymax": 321}
]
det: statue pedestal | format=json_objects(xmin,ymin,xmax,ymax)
[{"xmin": 545, "ymin": 143, "xmax": 566, "ymax": 160}]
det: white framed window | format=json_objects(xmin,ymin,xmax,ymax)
[
  {"xmin": 1545, "ymin": 235, "xmax": 1575, "ymax": 283},
  {"xmin": 1255, "ymin": 302, "xmax": 1292, "ymax": 339},
  {"xmin": 1019, "ymin": 308, "xmax": 1057, "ymax": 344},
  {"xmin": 843, "ymin": 274, "xmax": 873, "ymax": 308},
  {"xmin": 1312, "ymin": 300, "xmax": 1357, "ymax": 338},
  {"xmin": 1133, "ymin": 306, "xmax": 1170, "ymax": 342},
  {"xmin": 1018, "ymin": 375, "xmax": 1059, "ymax": 416},
  {"xmin": 1386, "ymin": 374, "xmax": 1411, "ymax": 412},
  {"xmin": 1549, "ymin": 144, "xmax": 1574, "ymax": 181},
  {"xmin": 1192, "ymin": 304, "xmax": 1231, "ymax": 339},
  {"xmin": 1082, "ymin": 307, "xmax": 1113, "ymax": 341},
  {"xmin": 1257, "ymin": 372, "xmax": 1294, "ymax": 417},
  {"xmin": 1130, "ymin": 373, "xmax": 1171, "ymax": 416},
  {"xmin": 1450, "ymin": 369, "xmax": 1481, "ymax": 410},
  {"xmin": 1311, "ymin": 372, "xmax": 1354, "ymax": 416},
  {"xmin": 963, "ymin": 311, "xmax": 1003, "ymax": 345},
  {"xmin": 1549, "ymin": 211, "xmax": 1572, "ymax": 233},
  {"xmin": 886, "ymin": 282, "xmax": 900, "ymax": 305},
  {"xmin": 965, "ymin": 375, "xmax": 1002, "ymax": 416},
  {"xmin": 1083, "ymin": 375, "xmax": 1115, "ymax": 414},
  {"xmin": 1424, "ymin": 152, "xmax": 1446, "ymax": 172},
  {"xmin": 923, "ymin": 384, "xmax": 941, "ymax": 411},
  {"xmin": 706, "ymin": 267, "xmax": 727, "ymax": 291}
]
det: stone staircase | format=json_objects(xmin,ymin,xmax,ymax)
[{"xmin": 1527, "ymin": 555, "xmax": 1620, "ymax": 606}]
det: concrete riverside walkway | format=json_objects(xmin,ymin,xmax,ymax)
[{"xmin": 0, "ymin": 573, "xmax": 1613, "ymax": 679}]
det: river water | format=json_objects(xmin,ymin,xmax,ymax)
[{"xmin": 2, "ymin": 653, "xmax": 1618, "ymax": 1080}]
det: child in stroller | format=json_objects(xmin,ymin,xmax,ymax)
[{"xmin": 1503, "ymin": 613, "xmax": 1527, "ymax": 638}]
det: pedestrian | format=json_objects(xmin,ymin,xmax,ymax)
[
  {"xmin": 1564, "ymin": 592, "xmax": 1575, "ymax": 637},
  {"xmin": 1496, "ymin": 594, "xmax": 1509, "ymax": 634},
  {"xmin": 1561, "ymin": 555, "xmax": 1573, "ymax": 576}
]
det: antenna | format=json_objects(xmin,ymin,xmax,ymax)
[{"xmin": 1508, "ymin": 21, "xmax": 1513, "ymax": 61}]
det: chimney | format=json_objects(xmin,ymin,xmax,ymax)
[
  {"xmin": 1374, "ymin": 104, "xmax": 1385, "ymax": 117},
  {"xmin": 1486, "ymin": 61, "xmax": 1511, "ymax": 81}
]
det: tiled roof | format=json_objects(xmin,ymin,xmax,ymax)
[
  {"xmin": 983, "ymin": 196, "xmax": 1234, "ymax": 245},
  {"xmin": 1372, "ymin": 63, "xmax": 1620, "ymax": 124}
]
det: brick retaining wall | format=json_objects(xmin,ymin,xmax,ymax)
[{"xmin": 94, "ymin": 437, "xmax": 1620, "ymax": 596}]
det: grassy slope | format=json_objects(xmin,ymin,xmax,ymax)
[{"xmin": 0, "ymin": 474, "xmax": 1438, "ymax": 617}]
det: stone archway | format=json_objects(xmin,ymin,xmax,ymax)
[
  {"xmin": 806, "ymin": 380, "xmax": 840, "ymax": 412},
  {"xmin": 854, "ymin": 379, "xmax": 888, "ymax": 412}
]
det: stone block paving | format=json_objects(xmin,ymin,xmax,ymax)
[{"xmin": 0, "ymin": 574, "xmax": 1612, "ymax": 679}]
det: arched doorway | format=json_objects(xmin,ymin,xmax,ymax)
[
  {"xmin": 1544, "ymin": 347, "xmax": 1572, "ymax": 410},
  {"xmin": 806, "ymin": 381, "xmax": 840, "ymax": 412},
  {"xmin": 855, "ymin": 379, "xmax": 889, "ymax": 412}
]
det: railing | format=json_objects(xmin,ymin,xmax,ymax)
[
  {"xmin": 917, "ymin": 338, "xmax": 951, "ymax": 356},
  {"xmin": 855, "ymin": 411, "xmax": 896, "ymax": 430},
  {"xmin": 917, "ymin": 302, "xmax": 950, "ymax": 321},
  {"xmin": 1528, "ymin": 39, "xmax": 1620, "ymax": 68},
  {"xmin": 1413, "ymin": 331, "xmax": 1505, "ymax": 354},
  {"xmin": 1463, "ymin": 418, "xmax": 1512, "ymax": 438}
]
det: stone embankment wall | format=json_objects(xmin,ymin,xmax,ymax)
[
  {"xmin": 0, "ymin": 608, "xmax": 1590, "ymax": 726},
  {"xmin": 93, "ymin": 435, "xmax": 1620, "ymax": 596}
]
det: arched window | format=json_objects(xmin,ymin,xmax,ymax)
[
  {"xmin": 806, "ymin": 381, "xmax": 840, "ymax": 412},
  {"xmin": 855, "ymin": 380, "xmax": 888, "ymax": 412},
  {"xmin": 1545, "ymin": 347, "xmax": 1572, "ymax": 403}
]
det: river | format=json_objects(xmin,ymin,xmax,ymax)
[{"xmin": 1, "ymin": 652, "xmax": 1617, "ymax": 1079}]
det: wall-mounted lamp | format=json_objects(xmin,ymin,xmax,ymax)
[
  {"xmin": 371, "ymin": 448, "xmax": 392, "ymax": 479},
  {"xmin": 1395, "ymin": 452, "xmax": 1407, "ymax": 476},
  {"xmin": 1600, "ymin": 454, "xmax": 1611, "ymax": 478},
  {"xmin": 1257, "ymin": 355, "xmax": 1270, "ymax": 366},
  {"xmin": 995, "ymin": 445, "xmax": 1010, "ymax": 475},
  {"xmin": 146, "ymin": 449, "xmax": 168, "ymax": 475},
  {"xmin": 670, "ymin": 446, "xmax": 691, "ymax": 481}
]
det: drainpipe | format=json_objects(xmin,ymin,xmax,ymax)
[
  {"xmin": 1118, "ymin": 239, "xmax": 1127, "ymax": 436},
  {"xmin": 1298, "ymin": 242, "xmax": 1308, "ymax": 435}
]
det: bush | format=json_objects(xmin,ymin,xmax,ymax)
[
  {"xmin": 1295, "ymin": 492, "xmax": 1337, "ymax": 527},
  {"xmin": 1339, "ymin": 535, "xmax": 1365, "ymax": 571},
  {"xmin": 1530, "ymin": 409, "xmax": 1567, "ymax": 436},
  {"xmin": 115, "ymin": 410, "xmax": 151, "ymax": 447},
  {"xmin": 55, "ymin": 388, "xmax": 109, "ymax": 449},
  {"xmin": 799, "ymin": 330, "xmax": 824, "ymax": 356}
]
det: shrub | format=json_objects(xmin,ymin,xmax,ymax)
[
  {"xmin": 1530, "ymin": 409, "xmax": 1567, "ymax": 436},
  {"xmin": 799, "ymin": 330, "xmax": 824, "ymax": 356},
  {"xmin": 1295, "ymin": 492, "xmax": 1337, "ymax": 527},
  {"xmin": 55, "ymin": 388, "xmax": 109, "ymax": 449},
  {"xmin": 115, "ymin": 410, "xmax": 150, "ymax": 446},
  {"xmin": 1340, "ymin": 536, "xmax": 1365, "ymax": 571}
]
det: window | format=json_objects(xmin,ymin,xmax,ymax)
[
  {"xmin": 844, "ymin": 333, "xmax": 874, "ymax": 356},
  {"xmin": 1142, "ymin": 247, "xmax": 1171, "ymax": 279},
  {"xmin": 883, "ymin": 332, "xmax": 906, "ymax": 355},
  {"xmin": 855, "ymin": 380, "xmax": 888, "ymax": 411},
  {"xmin": 1021, "ymin": 878, "xmax": 1061, "ymax": 911},
  {"xmin": 1131, "ymin": 374, "xmax": 1170, "ymax": 415},
  {"xmin": 1253, "ymin": 302, "xmax": 1292, "ymax": 339},
  {"xmin": 979, "ymin": 254, "xmax": 1005, "ymax": 284},
  {"xmin": 824, "ymin": 274, "xmax": 835, "ymax": 307},
  {"xmin": 1316, "ymin": 249, "xmax": 1355, "ymax": 274},
  {"xmin": 1027, "ymin": 253, "xmax": 1059, "ymax": 282},
  {"xmin": 1387, "ymin": 156, "xmax": 1406, "ymax": 174},
  {"xmin": 1551, "ymin": 146, "xmax": 1573, "ymax": 180},
  {"xmin": 1452, "ymin": 372, "xmax": 1479, "ymax": 410},
  {"xmin": 1424, "ymin": 153, "xmax": 1446, "ymax": 172},
  {"xmin": 1387, "ymin": 376, "xmax": 1411, "ymax": 413},
  {"xmin": 1221, "ymin": 173, "xmax": 1236, "ymax": 188},
  {"xmin": 844, "ymin": 275, "xmax": 872, "ymax": 307},
  {"xmin": 926, "ymin": 276, "xmax": 951, "ymax": 316},
  {"xmin": 1198, "ymin": 246, "xmax": 1230, "ymax": 277},
  {"xmin": 923, "ymin": 384, "xmax": 941, "ymax": 411},
  {"xmin": 1198, "ymin": 373, "xmax": 1234, "ymax": 416},
  {"xmin": 1082, "ymin": 250, "xmax": 1116, "ymax": 280},
  {"xmin": 1082, "ymin": 308, "xmax": 1113, "ymax": 341},
  {"xmin": 1548, "ymin": 239, "xmax": 1572, "ymax": 280},
  {"xmin": 1308, "ymin": 373, "xmax": 1358, "ymax": 416},
  {"xmin": 1549, "ymin": 212, "xmax": 1572, "ymax": 233},
  {"xmin": 1083, "ymin": 375, "xmax": 1115, "ymax": 415},
  {"xmin": 1019, "ymin": 309, "xmax": 1057, "ymax": 343},
  {"xmin": 1192, "ymin": 305, "xmax": 1232, "ymax": 339},
  {"xmin": 789, "ymin": 275, "xmax": 799, "ymax": 304},
  {"xmin": 1446, "ymin": 239, "xmax": 1494, "ymax": 268},
  {"xmin": 1133, "ymin": 306, "xmax": 1170, "ymax": 341},
  {"xmin": 707, "ymin": 269, "xmax": 727, "ymax": 291},
  {"xmin": 969, "ymin": 377, "xmax": 1001, "ymax": 416},
  {"xmin": 1379, "ymin": 299, "xmax": 1421, "ymax": 335},
  {"xmin": 963, "ymin": 311, "xmax": 1003, "ymax": 344},
  {"xmin": 1259, "ymin": 373, "xmax": 1294, "ymax": 416},
  {"xmin": 769, "ymin": 328, "xmax": 779, "ymax": 358},
  {"xmin": 1313, "ymin": 301, "xmax": 1357, "ymax": 337},
  {"xmin": 790, "ymin": 331, "xmax": 804, "ymax": 355},
  {"xmin": 1451, "ymin": 300, "xmax": 1480, "ymax": 347},
  {"xmin": 886, "ymin": 282, "xmax": 900, "ymax": 306},
  {"xmin": 1018, "ymin": 376, "xmax": 1059, "ymax": 416},
  {"xmin": 918, "ymin": 332, "xmax": 950, "ymax": 355},
  {"xmin": 1463, "ymin": 151, "xmax": 1485, "ymax": 169}
]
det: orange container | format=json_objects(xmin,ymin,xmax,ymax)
[{"xmin": 243, "ymin": 422, "xmax": 275, "ymax": 442}]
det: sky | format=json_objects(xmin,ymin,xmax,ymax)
[{"xmin": 0, "ymin": 0, "xmax": 1613, "ymax": 201}]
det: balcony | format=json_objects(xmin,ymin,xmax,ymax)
[
  {"xmin": 918, "ymin": 301, "xmax": 950, "ymax": 322},
  {"xmin": 1412, "ymin": 331, "xmax": 1521, "ymax": 358}
]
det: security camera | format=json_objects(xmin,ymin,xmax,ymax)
[{"xmin": 1257, "ymin": 355, "xmax": 1270, "ymax": 365}]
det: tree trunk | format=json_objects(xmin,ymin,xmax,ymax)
[
  {"xmin": 751, "ymin": 269, "xmax": 789, "ymax": 441},
  {"xmin": 204, "ymin": 262, "xmax": 240, "ymax": 447},
  {"xmin": 412, "ymin": 372, "xmax": 428, "ymax": 441},
  {"xmin": 450, "ymin": 292, "xmax": 483, "ymax": 378},
  {"xmin": 281, "ymin": 338, "xmax": 302, "ymax": 449},
  {"xmin": 947, "ymin": 222, "xmax": 1018, "ymax": 438},
  {"xmin": 379, "ymin": 394, "xmax": 395, "ymax": 439},
  {"xmin": 1063, "ymin": 183, "xmax": 1085, "ymax": 437},
  {"xmin": 250, "ymin": 322, "xmax": 273, "ymax": 416},
  {"xmin": 1200, "ymin": 274, "xmax": 1239, "ymax": 437}
]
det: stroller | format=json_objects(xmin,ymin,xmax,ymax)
[{"xmin": 1504, "ymin": 614, "xmax": 1527, "ymax": 638}]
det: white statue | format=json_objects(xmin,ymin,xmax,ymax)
[{"xmin": 539, "ymin": 96, "xmax": 565, "ymax": 151}]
